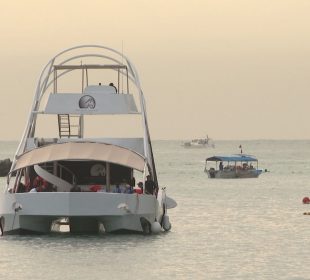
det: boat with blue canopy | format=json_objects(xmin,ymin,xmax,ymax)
[{"xmin": 204, "ymin": 154, "xmax": 263, "ymax": 179}]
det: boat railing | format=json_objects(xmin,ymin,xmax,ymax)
[
  {"xmin": 41, "ymin": 162, "xmax": 77, "ymax": 185},
  {"xmin": 56, "ymin": 163, "xmax": 77, "ymax": 185},
  {"xmin": 52, "ymin": 64, "xmax": 130, "ymax": 95},
  {"xmin": 37, "ymin": 46, "xmax": 140, "ymax": 100}
]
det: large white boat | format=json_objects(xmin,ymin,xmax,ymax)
[
  {"xmin": 0, "ymin": 45, "xmax": 176, "ymax": 235},
  {"xmin": 182, "ymin": 136, "xmax": 215, "ymax": 148}
]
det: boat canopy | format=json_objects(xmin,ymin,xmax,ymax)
[
  {"xmin": 206, "ymin": 155, "xmax": 258, "ymax": 162},
  {"xmin": 12, "ymin": 142, "xmax": 146, "ymax": 172}
]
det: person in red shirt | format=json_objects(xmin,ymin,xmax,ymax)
[
  {"xmin": 32, "ymin": 176, "xmax": 48, "ymax": 192},
  {"xmin": 133, "ymin": 182, "xmax": 143, "ymax": 194}
]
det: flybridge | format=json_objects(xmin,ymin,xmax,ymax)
[
  {"xmin": 46, "ymin": 64, "xmax": 137, "ymax": 115},
  {"xmin": 44, "ymin": 87, "xmax": 140, "ymax": 115},
  {"xmin": 53, "ymin": 64, "xmax": 130, "ymax": 94}
]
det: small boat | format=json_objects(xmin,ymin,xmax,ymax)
[
  {"xmin": 182, "ymin": 136, "xmax": 215, "ymax": 148},
  {"xmin": 204, "ymin": 154, "xmax": 263, "ymax": 179},
  {"xmin": 0, "ymin": 45, "xmax": 176, "ymax": 235}
]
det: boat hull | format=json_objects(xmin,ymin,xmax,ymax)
[
  {"xmin": 206, "ymin": 169, "xmax": 262, "ymax": 179},
  {"xmin": 0, "ymin": 192, "xmax": 163, "ymax": 234},
  {"xmin": 182, "ymin": 143, "xmax": 214, "ymax": 148}
]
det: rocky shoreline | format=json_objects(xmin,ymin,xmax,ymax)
[{"xmin": 0, "ymin": 158, "xmax": 12, "ymax": 177}]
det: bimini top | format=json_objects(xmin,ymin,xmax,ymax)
[
  {"xmin": 12, "ymin": 142, "xmax": 146, "ymax": 172},
  {"xmin": 206, "ymin": 154, "xmax": 258, "ymax": 162}
]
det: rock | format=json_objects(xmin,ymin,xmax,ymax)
[{"xmin": 0, "ymin": 158, "xmax": 12, "ymax": 177}]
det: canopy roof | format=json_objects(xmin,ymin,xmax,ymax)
[
  {"xmin": 206, "ymin": 154, "xmax": 258, "ymax": 162},
  {"xmin": 12, "ymin": 142, "xmax": 146, "ymax": 172}
]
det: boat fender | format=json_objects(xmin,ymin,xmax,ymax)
[
  {"xmin": 162, "ymin": 215, "xmax": 171, "ymax": 231},
  {"xmin": 302, "ymin": 197, "xmax": 310, "ymax": 204},
  {"xmin": 151, "ymin": 221, "xmax": 161, "ymax": 234},
  {"xmin": 12, "ymin": 202, "xmax": 22, "ymax": 212}
]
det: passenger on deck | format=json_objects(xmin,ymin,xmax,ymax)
[
  {"xmin": 98, "ymin": 185, "xmax": 106, "ymax": 192},
  {"xmin": 45, "ymin": 184, "xmax": 57, "ymax": 192},
  {"xmin": 145, "ymin": 175, "xmax": 155, "ymax": 195},
  {"xmin": 114, "ymin": 184, "xmax": 121, "ymax": 193},
  {"xmin": 219, "ymin": 162, "xmax": 223, "ymax": 171},
  {"xmin": 242, "ymin": 163, "xmax": 248, "ymax": 170},
  {"xmin": 109, "ymin": 82, "xmax": 118, "ymax": 93},
  {"xmin": 29, "ymin": 186, "xmax": 40, "ymax": 192},
  {"xmin": 18, "ymin": 182, "xmax": 26, "ymax": 193},
  {"xmin": 120, "ymin": 179, "xmax": 132, "ymax": 193},
  {"xmin": 89, "ymin": 185, "xmax": 101, "ymax": 192},
  {"xmin": 70, "ymin": 184, "xmax": 81, "ymax": 192},
  {"xmin": 133, "ymin": 182, "xmax": 143, "ymax": 194},
  {"xmin": 33, "ymin": 176, "xmax": 48, "ymax": 192}
]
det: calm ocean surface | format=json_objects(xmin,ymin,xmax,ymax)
[{"xmin": 1, "ymin": 140, "xmax": 310, "ymax": 280}]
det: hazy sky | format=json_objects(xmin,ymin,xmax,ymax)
[{"xmin": 1, "ymin": 0, "xmax": 310, "ymax": 140}]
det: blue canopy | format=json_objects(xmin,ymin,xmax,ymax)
[{"xmin": 206, "ymin": 154, "xmax": 258, "ymax": 162}]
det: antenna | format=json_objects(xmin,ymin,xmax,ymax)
[
  {"xmin": 81, "ymin": 60, "xmax": 84, "ymax": 92},
  {"xmin": 121, "ymin": 40, "xmax": 124, "ymax": 93}
]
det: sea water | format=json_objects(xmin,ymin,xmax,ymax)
[{"xmin": 0, "ymin": 140, "xmax": 310, "ymax": 280}]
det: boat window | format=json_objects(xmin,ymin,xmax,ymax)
[
  {"xmin": 110, "ymin": 163, "xmax": 131, "ymax": 185},
  {"xmin": 58, "ymin": 161, "xmax": 107, "ymax": 185}
]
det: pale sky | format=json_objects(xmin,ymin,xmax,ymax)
[{"xmin": 0, "ymin": 0, "xmax": 310, "ymax": 140}]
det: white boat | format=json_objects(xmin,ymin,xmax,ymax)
[
  {"xmin": 204, "ymin": 154, "xmax": 263, "ymax": 179},
  {"xmin": 0, "ymin": 45, "xmax": 176, "ymax": 235},
  {"xmin": 182, "ymin": 136, "xmax": 215, "ymax": 148}
]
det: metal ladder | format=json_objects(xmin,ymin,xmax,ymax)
[{"xmin": 57, "ymin": 114, "xmax": 81, "ymax": 138}]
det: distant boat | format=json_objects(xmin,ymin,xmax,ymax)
[
  {"xmin": 204, "ymin": 154, "xmax": 263, "ymax": 179},
  {"xmin": 182, "ymin": 136, "xmax": 215, "ymax": 148}
]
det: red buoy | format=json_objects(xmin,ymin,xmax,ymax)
[{"xmin": 303, "ymin": 197, "xmax": 310, "ymax": 204}]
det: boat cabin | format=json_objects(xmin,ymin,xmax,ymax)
[{"xmin": 9, "ymin": 141, "xmax": 148, "ymax": 193}]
